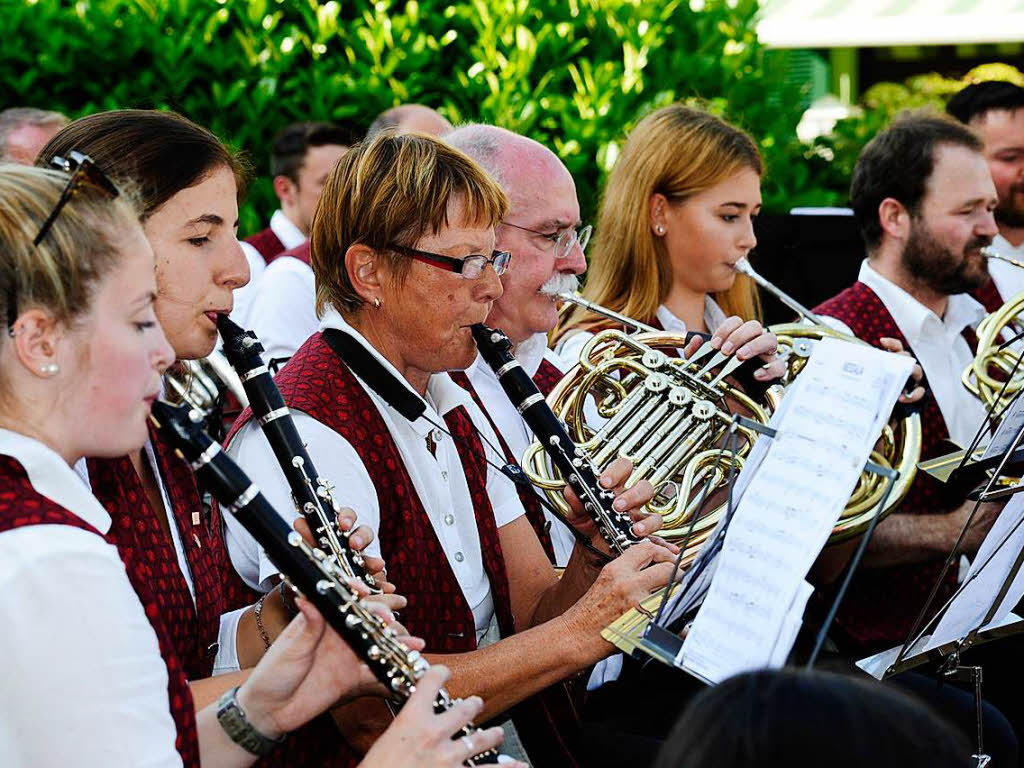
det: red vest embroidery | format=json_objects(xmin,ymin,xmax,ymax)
[
  {"xmin": 0, "ymin": 455, "xmax": 199, "ymax": 767},
  {"xmin": 88, "ymin": 425, "xmax": 257, "ymax": 680},
  {"xmin": 244, "ymin": 227, "xmax": 286, "ymax": 264},
  {"xmin": 228, "ymin": 332, "xmax": 515, "ymax": 651},
  {"xmin": 813, "ymin": 281, "xmax": 975, "ymax": 651},
  {"xmin": 226, "ymin": 332, "xmax": 550, "ymax": 768}
]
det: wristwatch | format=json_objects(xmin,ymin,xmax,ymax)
[{"xmin": 216, "ymin": 686, "xmax": 285, "ymax": 756}]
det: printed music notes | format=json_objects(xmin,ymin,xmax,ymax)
[{"xmin": 678, "ymin": 338, "xmax": 913, "ymax": 684}]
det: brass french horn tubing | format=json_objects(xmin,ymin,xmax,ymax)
[
  {"xmin": 732, "ymin": 257, "xmax": 829, "ymax": 327},
  {"xmin": 556, "ymin": 291, "xmax": 659, "ymax": 334}
]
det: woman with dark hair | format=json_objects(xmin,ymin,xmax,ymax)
[
  {"xmin": 34, "ymin": 111, "xmax": 498, "ymax": 768},
  {"xmin": 0, "ymin": 163, "xmax": 495, "ymax": 768},
  {"xmin": 654, "ymin": 668, "xmax": 973, "ymax": 768}
]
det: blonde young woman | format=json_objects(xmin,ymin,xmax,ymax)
[{"xmin": 555, "ymin": 104, "xmax": 780, "ymax": 381}]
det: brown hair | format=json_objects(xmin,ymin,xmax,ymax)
[
  {"xmin": 0, "ymin": 164, "xmax": 139, "ymax": 333},
  {"xmin": 558, "ymin": 104, "xmax": 762, "ymax": 338},
  {"xmin": 37, "ymin": 109, "xmax": 248, "ymax": 219},
  {"xmin": 311, "ymin": 130, "xmax": 509, "ymax": 316}
]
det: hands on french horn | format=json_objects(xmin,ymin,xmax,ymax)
[{"xmin": 682, "ymin": 316, "xmax": 787, "ymax": 382}]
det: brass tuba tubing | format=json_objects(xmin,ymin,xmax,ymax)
[
  {"xmin": 557, "ymin": 292, "xmax": 659, "ymax": 334},
  {"xmin": 732, "ymin": 257, "xmax": 829, "ymax": 327}
]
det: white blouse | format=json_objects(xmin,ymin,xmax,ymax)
[
  {"xmin": 225, "ymin": 309, "xmax": 526, "ymax": 642},
  {"xmin": 0, "ymin": 429, "xmax": 183, "ymax": 768}
]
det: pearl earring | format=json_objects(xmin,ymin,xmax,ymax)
[
  {"xmin": 655, "ymin": 225, "xmax": 666, "ymax": 235},
  {"xmin": 40, "ymin": 363, "xmax": 59, "ymax": 376}
]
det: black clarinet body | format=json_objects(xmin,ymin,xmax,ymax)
[
  {"xmin": 150, "ymin": 400, "xmax": 498, "ymax": 765},
  {"xmin": 471, "ymin": 323, "xmax": 642, "ymax": 554},
  {"xmin": 216, "ymin": 314, "xmax": 377, "ymax": 591}
]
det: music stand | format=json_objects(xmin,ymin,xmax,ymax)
[
  {"xmin": 882, "ymin": 416, "xmax": 1024, "ymax": 768},
  {"xmin": 633, "ymin": 415, "xmax": 900, "ymax": 675}
]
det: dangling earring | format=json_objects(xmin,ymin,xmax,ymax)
[
  {"xmin": 373, "ymin": 297, "xmax": 382, "ymax": 309},
  {"xmin": 40, "ymin": 363, "xmax": 59, "ymax": 376}
]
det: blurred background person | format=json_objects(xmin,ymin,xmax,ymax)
[
  {"xmin": 238, "ymin": 120, "xmax": 361, "ymax": 329},
  {"xmin": 367, "ymin": 103, "xmax": 451, "ymax": 138},
  {"xmin": 947, "ymin": 81, "xmax": 1024, "ymax": 310},
  {"xmin": 0, "ymin": 107, "xmax": 67, "ymax": 164}
]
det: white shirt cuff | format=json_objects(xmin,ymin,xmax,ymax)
[{"xmin": 212, "ymin": 605, "xmax": 249, "ymax": 675}]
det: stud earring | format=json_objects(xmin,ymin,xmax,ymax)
[
  {"xmin": 655, "ymin": 225, "xmax": 666, "ymax": 235},
  {"xmin": 373, "ymin": 297, "xmax": 382, "ymax": 308},
  {"xmin": 40, "ymin": 363, "xmax": 59, "ymax": 376}
]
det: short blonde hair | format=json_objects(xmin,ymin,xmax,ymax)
[
  {"xmin": 0, "ymin": 165, "xmax": 138, "ymax": 338},
  {"xmin": 311, "ymin": 130, "xmax": 509, "ymax": 316},
  {"xmin": 558, "ymin": 105, "xmax": 763, "ymax": 338}
]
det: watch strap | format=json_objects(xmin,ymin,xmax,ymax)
[{"xmin": 216, "ymin": 686, "xmax": 284, "ymax": 756}]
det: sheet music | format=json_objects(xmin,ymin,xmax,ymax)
[
  {"xmin": 924, "ymin": 493, "xmax": 1024, "ymax": 651},
  {"xmin": 981, "ymin": 390, "xmax": 1024, "ymax": 461},
  {"xmin": 678, "ymin": 338, "xmax": 914, "ymax": 684}
]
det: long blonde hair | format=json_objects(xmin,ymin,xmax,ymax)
[{"xmin": 558, "ymin": 105, "xmax": 763, "ymax": 338}]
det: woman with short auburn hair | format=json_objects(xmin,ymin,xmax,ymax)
[{"xmin": 226, "ymin": 130, "xmax": 675, "ymax": 766}]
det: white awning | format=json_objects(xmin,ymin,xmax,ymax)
[{"xmin": 757, "ymin": 0, "xmax": 1024, "ymax": 48}]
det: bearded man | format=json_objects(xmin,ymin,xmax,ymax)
[{"xmin": 814, "ymin": 114, "xmax": 1004, "ymax": 655}]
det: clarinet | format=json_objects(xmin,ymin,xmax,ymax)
[
  {"xmin": 216, "ymin": 314, "xmax": 378, "ymax": 592},
  {"xmin": 471, "ymin": 323, "xmax": 642, "ymax": 555},
  {"xmin": 150, "ymin": 400, "xmax": 499, "ymax": 766}
]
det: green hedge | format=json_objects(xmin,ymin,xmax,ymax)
[{"xmin": 2, "ymin": 0, "xmax": 812, "ymax": 232}]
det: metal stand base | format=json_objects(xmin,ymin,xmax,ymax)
[{"xmin": 939, "ymin": 653, "xmax": 990, "ymax": 768}]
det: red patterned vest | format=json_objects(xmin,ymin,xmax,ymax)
[
  {"xmin": 0, "ymin": 455, "xmax": 200, "ymax": 767},
  {"xmin": 973, "ymin": 278, "xmax": 1004, "ymax": 315},
  {"xmin": 448, "ymin": 355, "xmax": 565, "ymax": 563},
  {"xmin": 226, "ymin": 332, "xmax": 565, "ymax": 767},
  {"xmin": 229, "ymin": 332, "xmax": 515, "ymax": 650},
  {"xmin": 813, "ymin": 281, "xmax": 975, "ymax": 652},
  {"xmin": 87, "ymin": 424, "xmax": 257, "ymax": 681},
  {"xmin": 244, "ymin": 227, "xmax": 286, "ymax": 265}
]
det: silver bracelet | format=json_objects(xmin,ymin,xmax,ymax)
[{"xmin": 216, "ymin": 686, "xmax": 284, "ymax": 757}]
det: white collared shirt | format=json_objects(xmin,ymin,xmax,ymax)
[
  {"xmin": 0, "ymin": 430, "xmax": 182, "ymax": 767},
  {"xmin": 986, "ymin": 234, "xmax": 1024, "ymax": 305},
  {"xmin": 248, "ymin": 253, "xmax": 317, "ymax": 365},
  {"xmin": 820, "ymin": 260, "xmax": 989, "ymax": 448},
  {"xmin": 464, "ymin": 332, "xmax": 578, "ymax": 566},
  {"xmin": 225, "ymin": 309, "xmax": 526, "ymax": 642},
  {"xmin": 234, "ymin": 210, "xmax": 307, "ymax": 332}
]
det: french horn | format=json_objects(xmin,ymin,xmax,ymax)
[
  {"xmin": 962, "ymin": 248, "xmax": 1024, "ymax": 417},
  {"xmin": 163, "ymin": 350, "xmax": 250, "ymax": 428},
  {"xmin": 541, "ymin": 293, "xmax": 782, "ymax": 568},
  {"xmin": 601, "ymin": 259, "xmax": 922, "ymax": 655}
]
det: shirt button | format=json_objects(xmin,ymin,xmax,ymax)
[
  {"xmin": 441, "ymin": 470, "xmax": 448, "ymax": 481},
  {"xmin": 444, "ymin": 514, "xmax": 455, "ymax": 526},
  {"xmin": 454, "ymin": 551, "xmax": 465, "ymax": 563}
]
